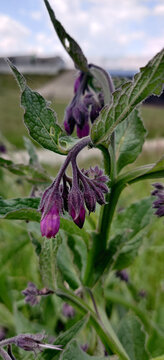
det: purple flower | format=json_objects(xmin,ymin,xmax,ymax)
[
  {"xmin": 62, "ymin": 303, "xmax": 75, "ymax": 318},
  {"xmin": 40, "ymin": 203, "xmax": 60, "ymax": 238},
  {"xmin": 22, "ymin": 282, "xmax": 39, "ymax": 306},
  {"xmin": 116, "ymin": 270, "xmax": 129, "ymax": 282},
  {"xmin": 40, "ymin": 189, "xmax": 63, "ymax": 238},
  {"xmin": 68, "ymin": 187, "xmax": 85, "ymax": 228},
  {"xmin": 152, "ymin": 183, "xmax": 164, "ymax": 217},
  {"xmin": 22, "ymin": 282, "xmax": 54, "ymax": 306},
  {"xmin": 64, "ymin": 70, "xmax": 104, "ymax": 138}
]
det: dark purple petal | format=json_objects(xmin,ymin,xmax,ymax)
[
  {"xmin": 152, "ymin": 183, "xmax": 164, "ymax": 190},
  {"xmin": 74, "ymin": 72, "xmax": 83, "ymax": 93},
  {"xmin": 84, "ymin": 189, "xmax": 96, "ymax": 213},
  {"xmin": 155, "ymin": 206, "xmax": 164, "ymax": 217},
  {"xmin": 68, "ymin": 188, "xmax": 86, "ymax": 228},
  {"xmin": 77, "ymin": 122, "xmax": 90, "ymax": 138}
]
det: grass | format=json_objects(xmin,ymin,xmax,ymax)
[{"xmin": 0, "ymin": 73, "xmax": 164, "ymax": 149}]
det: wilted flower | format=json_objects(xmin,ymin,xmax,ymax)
[
  {"xmin": 13, "ymin": 333, "xmax": 62, "ymax": 353},
  {"xmin": 152, "ymin": 183, "xmax": 164, "ymax": 217}
]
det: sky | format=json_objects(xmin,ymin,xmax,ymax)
[{"xmin": 0, "ymin": 0, "xmax": 164, "ymax": 70}]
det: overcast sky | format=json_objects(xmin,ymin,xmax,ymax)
[{"xmin": 0, "ymin": 0, "xmax": 164, "ymax": 69}]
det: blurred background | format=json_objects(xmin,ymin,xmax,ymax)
[{"xmin": 0, "ymin": 0, "xmax": 164, "ymax": 351}]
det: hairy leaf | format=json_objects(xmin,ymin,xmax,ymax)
[
  {"xmin": 0, "ymin": 157, "xmax": 50, "ymax": 184},
  {"xmin": 57, "ymin": 235, "xmax": 81, "ymax": 289},
  {"xmin": 91, "ymin": 48, "xmax": 164, "ymax": 144},
  {"xmin": 44, "ymin": 0, "xmax": 88, "ymax": 72},
  {"xmin": 117, "ymin": 314, "xmax": 149, "ymax": 360},
  {"xmin": 7, "ymin": 59, "xmax": 77, "ymax": 154},
  {"xmin": 109, "ymin": 197, "xmax": 153, "ymax": 269},
  {"xmin": 40, "ymin": 316, "xmax": 88, "ymax": 360},
  {"xmin": 61, "ymin": 340, "xmax": 106, "ymax": 360},
  {"xmin": 117, "ymin": 155, "xmax": 164, "ymax": 186},
  {"xmin": 116, "ymin": 109, "xmax": 146, "ymax": 173},
  {"xmin": 0, "ymin": 197, "xmax": 40, "ymax": 221}
]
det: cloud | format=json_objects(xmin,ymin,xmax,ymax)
[
  {"xmin": 30, "ymin": 11, "xmax": 42, "ymax": 20},
  {"xmin": 0, "ymin": 14, "xmax": 30, "ymax": 55}
]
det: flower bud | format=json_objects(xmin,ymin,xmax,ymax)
[
  {"xmin": 64, "ymin": 105, "xmax": 75, "ymax": 135},
  {"xmin": 68, "ymin": 188, "xmax": 85, "ymax": 228},
  {"xmin": 40, "ymin": 204, "xmax": 60, "ymax": 238}
]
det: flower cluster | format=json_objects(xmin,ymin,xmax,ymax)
[
  {"xmin": 39, "ymin": 153, "xmax": 109, "ymax": 239},
  {"xmin": 152, "ymin": 182, "xmax": 164, "ymax": 217},
  {"xmin": 64, "ymin": 68, "xmax": 104, "ymax": 138}
]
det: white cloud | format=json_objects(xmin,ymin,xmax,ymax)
[
  {"xmin": 0, "ymin": 14, "xmax": 30, "ymax": 55},
  {"xmin": 30, "ymin": 11, "xmax": 42, "ymax": 20},
  {"xmin": 154, "ymin": 4, "xmax": 164, "ymax": 15}
]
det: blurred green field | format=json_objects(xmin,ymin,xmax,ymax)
[{"xmin": 0, "ymin": 73, "xmax": 164, "ymax": 149}]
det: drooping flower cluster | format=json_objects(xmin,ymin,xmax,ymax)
[
  {"xmin": 64, "ymin": 68, "xmax": 104, "ymax": 138},
  {"xmin": 152, "ymin": 182, "xmax": 164, "ymax": 217},
  {"xmin": 39, "ymin": 147, "xmax": 109, "ymax": 239}
]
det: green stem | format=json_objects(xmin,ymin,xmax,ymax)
[
  {"xmin": 99, "ymin": 183, "xmax": 125, "ymax": 247},
  {"xmin": 56, "ymin": 288, "xmax": 130, "ymax": 360}
]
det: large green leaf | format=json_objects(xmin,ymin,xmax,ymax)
[
  {"xmin": 91, "ymin": 48, "xmax": 164, "ymax": 145},
  {"xmin": 0, "ymin": 157, "xmax": 50, "ymax": 184},
  {"xmin": 116, "ymin": 109, "xmax": 146, "ymax": 173},
  {"xmin": 61, "ymin": 340, "xmax": 106, "ymax": 360},
  {"xmin": 117, "ymin": 314, "xmax": 149, "ymax": 360},
  {"xmin": 109, "ymin": 197, "xmax": 153, "ymax": 269},
  {"xmin": 43, "ymin": 0, "xmax": 88, "ymax": 72},
  {"xmin": 39, "ymin": 316, "xmax": 88, "ymax": 360},
  {"xmin": 0, "ymin": 197, "xmax": 40, "ymax": 221},
  {"xmin": 7, "ymin": 59, "xmax": 78, "ymax": 155}
]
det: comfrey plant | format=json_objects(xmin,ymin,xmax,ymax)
[{"xmin": 0, "ymin": 0, "xmax": 164, "ymax": 359}]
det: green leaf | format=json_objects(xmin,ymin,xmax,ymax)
[
  {"xmin": 57, "ymin": 235, "xmax": 81, "ymax": 289},
  {"xmin": 44, "ymin": 0, "xmax": 88, "ymax": 72},
  {"xmin": 23, "ymin": 136, "xmax": 39, "ymax": 166},
  {"xmin": 151, "ymin": 357, "xmax": 164, "ymax": 360},
  {"xmin": 61, "ymin": 340, "xmax": 106, "ymax": 360},
  {"xmin": 0, "ymin": 198, "xmax": 90, "ymax": 242},
  {"xmin": 67, "ymin": 235, "xmax": 87, "ymax": 280},
  {"xmin": 91, "ymin": 48, "xmax": 164, "ymax": 145},
  {"xmin": 116, "ymin": 109, "xmax": 146, "ymax": 173},
  {"xmin": 109, "ymin": 197, "xmax": 153, "ymax": 269},
  {"xmin": 40, "ymin": 316, "xmax": 88, "ymax": 360},
  {"xmin": 0, "ymin": 197, "xmax": 40, "ymax": 221},
  {"xmin": 117, "ymin": 155, "xmax": 164, "ymax": 186},
  {"xmin": 89, "ymin": 65, "xmax": 113, "ymax": 104},
  {"xmin": 39, "ymin": 235, "xmax": 61, "ymax": 289},
  {"xmin": 7, "ymin": 59, "xmax": 74, "ymax": 155},
  {"xmin": 0, "ymin": 303, "xmax": 14, "ymax": 328},
  {"xmin": 117, "ymin": 314, "xmax": 149, "ymax": 360},
  {"xmin": 0, "ymin": 157, "xmax": 50, "ymax": 184}
]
